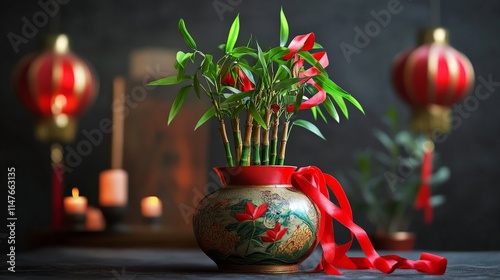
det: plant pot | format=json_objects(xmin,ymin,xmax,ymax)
[
  {"xmin": 370, "ymin": 232, "xmax": 416, "ymax": 251},
  {"xmin": 193, "ymin": 166, "xmax": 320, "ymax": 273}
]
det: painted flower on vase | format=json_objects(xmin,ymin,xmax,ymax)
[
  {"xmin": 235, "ymin": 202, "xmax": 268, "ymax": 222},
  {"xmin": 261, "ymin": 223, "xmax": 288, "ymax": 243}
]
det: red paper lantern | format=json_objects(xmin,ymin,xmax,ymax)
[
  {"xmin": 392, "ymin": 28, "xmax": 474, "ymax": 134},
  {"xmin": 14, "ymin": 34, "xmax": 98, "ymax": 142}
]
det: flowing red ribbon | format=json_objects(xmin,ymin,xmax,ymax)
[
  {"xmin": 284, "ymin": 33, "xmax": 329, "ymax": 113},
  {"xmin": 415, "ymin": 145, "xmax": 434, "ymax": 224},
  {"xmin": 292, "ymin": 166, "xmax": 447, "ymax": 275}
]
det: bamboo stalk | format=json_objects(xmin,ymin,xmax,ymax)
[
  {"xmin": 219, "ymin": 120, "xmax": 234, "ymax": 167},
  {"xmin": 261, "ymin": 109, "xmax": 272, "ymax": 166},
  {"xmin": 252, "ymin": 123, "xmax": 261, "ymax": 165},
  {"xmin": 277, "ymin": 120, "xmax": 289, "ymax": 165},
  {"xmin": 231, "ymin": 118, "xmax": 242, "ymax": 164},
  {"xmin": 239, "ymin": 110, "xmax": 253, "ymax": 166},
  {"xmin": 270, "ymin": 115, "xmax": 279, "ymax": 165}
]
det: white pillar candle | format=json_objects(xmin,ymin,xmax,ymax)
[
  {"xmin": 64, "ymin": 188, "xmax": 88, "ymax": 215},
  {"xmin": 99, "ymin": 169, "xmax": 128, "ymax": 207},
  {"xmin": 141, "ymin": 196, "xmax": 162, "ymax": 218}
]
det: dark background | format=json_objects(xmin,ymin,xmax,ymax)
[{"xmin": 1, "ymin": 0, "xmax": 499, "ymax": 252}]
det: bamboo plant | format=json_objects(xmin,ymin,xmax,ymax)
[{"xmin": 149, "ymin": 8, "xmax": 364, "ymax": 166}]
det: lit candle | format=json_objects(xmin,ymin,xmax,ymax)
[
  {"xmin": 141, "ymin": 196, "xmax": 162, "ymax": 218},
  {"xmin": 64, "ymin": 188, "xmax": 88, "ymax": 215},
  {"xmin": 99, "ymin": 169, "xmax": 128, "ymax": 207}
]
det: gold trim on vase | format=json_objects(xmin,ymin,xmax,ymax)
[
  {"xmin": 223, "ymin": 184, "xmax": 293, "ymax": 189},
  {"xmin": 217, "ymin": 263, "xmax": 299, "ymax": 274}
]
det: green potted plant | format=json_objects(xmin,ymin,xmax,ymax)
[
  {"xmin": 150, "ymin": 9, "xmax": 364, "ymax": 272},
  {"xmin": 344, "ymin": 107, "xmax": 449, "ymax": 250}
]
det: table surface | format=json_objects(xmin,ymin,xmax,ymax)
[{"xmin": 2, "ymin": 248, "xmax": 500, "ymax": 279}]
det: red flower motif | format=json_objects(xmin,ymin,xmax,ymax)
[
  {"xmin": 260, "ymin": 223, "xmax": 288, "ymax": 243},
  {"xmin": 235, "ymin": 202, "xmax": 268, "ymax": 222},
  {"xmin": 222, "ymin": 66, "xmax": 255, "ymax": 92}
]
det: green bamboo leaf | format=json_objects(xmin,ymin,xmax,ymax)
[
  {"xmin": 373, "ymin": 129, "xmax": 394, "ymax": 152},
  {"xmin": 178, "ymin": 19, "xmax": 197, "ymax": 50},
  {"xmin": 223, "ymin": 86, "xmax": 242, "ymax": 95},
  {"xmin": 273, "ymin": 77, "xmax": 305, "ymax": 91},
  {"xmin": 430, "ymin": 167, "xmax": 450, "ymax": 185},
  {"xmin": 231, "ymin": 104, "xmax": 246, "ymax": 118},
  {"xmin": 274, "ymin": 64, "xmax": 291, "ymax": 81},
  {"xmin": 431, "ymin": 195, "xmax": 446, "ymax": 207},
  {"xmin": 344, "ymin": 95, "xmax": 365, "ymax": 115},
  {"xmin": 148, "ymin": 75, "xmax": 191, "ymax": 86},
  {"xmin": 312, "ymin": 74, "xmax": 365, "ymax": 114},
  {"xmin": 176, "ymin": 52, "xmax": 193, "ymax": 69},
  {"xmin": 293, "ymin": 119, "xmax": 326, "ymax": 140},
  {"xmin": 332, "ymin": 95, "xmax": 348, "ymax": 119},
  {"xmin": 297, "ymin": 50, "xmax": 325, "ymax": 74},
  {"xmin": 231, "ymin": 46, "xmax": 257, "ymax": 59},
  {"xmin": 236, "ymin": 61, "xmax": 257, "ymax": 85},
  {"xmin": 201, "ymin": 54, "xmax": 213, "ymax": 75},
  {"xmin": 387, "ymin": 106, "xmax": 398, "ymax": 123},
  {"xmin": 267, "ymin": 46, "xmax": 289, "ymax": 61},
  {"xmin": 194, "ymin": 107, "xmax": 216, "ymax": 130},
  {"xmin": 280, "ymin": 7, "xmax": 289, "ymax": 47},
  {"xmin": 257, "ymin": 43, "xmax": 269, "ymax": 86},
  {"xmin": 322, "ymin": 96, "xmax": 340, "ymax": 123},
  {"xmin": 168, "ymin": 85, "xmax": 191, "ymax": 125},
  {"xmin": 249, "ymin": 103, "xmax": 267, "ymax": 130},
  {"xmin": 224, "ymin": 90, "xmax": 253, "ymax": 104},
  {"xmin": 311, "ymin": 106, "xmax": 317, "ymax": 120},
  {"xmin": 313, "ymin": 42, "xmax": 323, "ymax": 49},
  {"xmin": 176, "ymin": 51, "xmax": 185, "ymax": 64},
  {"xmin": 225, "ymin": 14, "xmax": 240, "ymax": 53},
  {"xmin": 232, "ymin": 46, "xmax": 256, "ymax": 53},
  {"xmin": 316, "ymin": 106, "xmax": 328, "ymax": 123}
]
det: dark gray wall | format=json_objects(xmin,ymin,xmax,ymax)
[{"xmin": 1, "ymin": 0, "xmax": 499, "ymax": 251}]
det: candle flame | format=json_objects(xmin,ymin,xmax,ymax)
[
  {"xmin": 72, "ymin": 188, "xmax": 79, "ymax": 198},
  {"xmin": 147, "ymin": 196, "xmax": 159, "ymax": 205}
]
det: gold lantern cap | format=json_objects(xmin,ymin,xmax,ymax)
[
  {"xmin": 418, "ymin": 27, "xmax": 448, "ymax": 45},
  {"xmin": 45, "ymin": 34, "xmax": 70, "ymax": 53}
]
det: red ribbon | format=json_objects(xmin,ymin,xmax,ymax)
[
  {"xmin": 415, "ymin": 146, "xmax": 434, "ymax": 224},
  {"xmin": 52, "ymin": 160, "xmax": 64, "ymax": 230},
  {"xmin": 292, "ymin": 166, "xmax": 447, "ymax": 275}
]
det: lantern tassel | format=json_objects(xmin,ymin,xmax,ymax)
[
  {"xmin": 415, "ymin": 140, "xmax": 434, "ymax": 224},
  {"xmin": 51, "ymin": 143, "xmax": 64, "ymax": 230}
]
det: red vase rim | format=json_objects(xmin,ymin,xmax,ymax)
[{"xmin": 214, "ymin": 166, "xmax": 297, "ymax": 186}]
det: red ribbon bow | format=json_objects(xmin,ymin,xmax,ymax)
[
  {"xmin": 292, "ymin": 166, "xmax": 447, "ymax": 275},
  {"xmin": 283, "ymin": 33, "xmax": 328, "ymax": 112}
]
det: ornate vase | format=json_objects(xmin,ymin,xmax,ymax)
[{"xmin": 193, "ymin": 166, "xmax": 320, "ymax": 273}]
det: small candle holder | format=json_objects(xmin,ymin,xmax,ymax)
[
  {"xmin": 141, "ymin": 196, "xmax": 162, "ymax": 229},
  {"xmin": 101, "ymin": 206, "xmax": 128, "ymax": 232},
  {"xmin": 99, "ymin": 169, "xmax": 129, "ymax": 232},
  {"xmin": 144, "ymin": 216, "xmax": 161, "ymax": 228},
  {"xmin": 64, "ymin": 213, "xmax": 86, "ymax": 231},
  {"xmin": 63, "ymin": 188, "xmax": 87, "ymax": 231}
]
